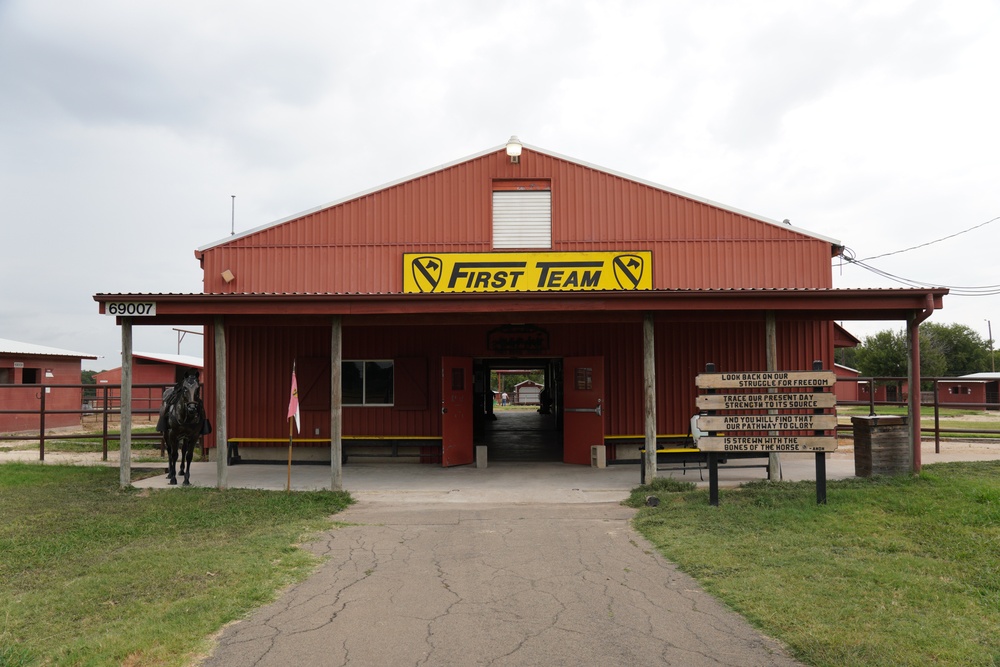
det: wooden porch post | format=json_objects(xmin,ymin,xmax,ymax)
[
  {"xmin": 214, "ymin": 316, "xmax": 228, "ymax": 489},
  {"xmin": 643, "ymin": 313, "xmax": 657, "ymax": 484},
  {"xmin": 765, "ymin": 311, "xmax": 781, "ymax": 480},
  {"xmin": 119, "ymin": 317, "xmax": 132, "ymax": 488},
  {"xmin": 331, "ymin": 316, "xmax": 343, "ymax": 491},
  {"xmin": 908, "ymin": 313, "xmax": 922, "ymax": 473}
]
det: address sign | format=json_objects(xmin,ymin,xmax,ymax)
[{"xmin": 104, "ymin": 302, "xmax": 157, "ymax": 316}]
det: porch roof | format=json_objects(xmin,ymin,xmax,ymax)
[{"xmin": 95, "ymin": 287, "xmax": 947, "ymax": 326}]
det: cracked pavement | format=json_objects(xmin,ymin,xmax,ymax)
[{"xmin": 199, "ymin": 502, "xmax": 803, "ymax": 666}]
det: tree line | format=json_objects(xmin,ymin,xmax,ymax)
[{"xmin": 835, "ymin": 322, "xmax": 998, "ymax": 379}]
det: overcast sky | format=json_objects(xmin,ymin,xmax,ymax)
[{"xmin": 2, "ymin": 0, "xmax": 998, "ymax": 371}]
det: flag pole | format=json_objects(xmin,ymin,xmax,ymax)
[{"xmin": 286, "ymin": 359, "xmax": 299, "ymax": 493}]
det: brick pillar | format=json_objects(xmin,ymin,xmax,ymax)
[{"xmin": 852, "ymin": 415, "xmax": 911, "ymax": 476}]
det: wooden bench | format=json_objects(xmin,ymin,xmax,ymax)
[
  {"xmin": 226, "ymin": 436, "xmax": 442, "ymax": 465},
  {"xmin": 635, "ymin": 448, "xmax": 773, "ymax": 484},
  {"xmin": 604, "ymin": 435, "xmax": 771, "ymax": 484},
  {"xmin": 339, "ymin": 436, "xmax": 442, "ymax": 463}
]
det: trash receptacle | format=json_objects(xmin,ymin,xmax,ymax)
[{"xmin": 851, "ymin": 415, "xmax": 910, "ymax": 476}]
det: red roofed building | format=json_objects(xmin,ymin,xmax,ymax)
[
  {"xmin": 0, "ymin": 338, "xmax": 96, "ymax": 433},
  {"xmin": 95, "ymin": 139, "xmax": 947, "ymax": 486}
]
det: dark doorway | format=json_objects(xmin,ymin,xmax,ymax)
[{"xmin": 475, "ymin": 358, "xmax": 561, "ymax": 462}]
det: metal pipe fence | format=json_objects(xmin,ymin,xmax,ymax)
[
  {"xmin": 835, "ymin": 376, "xmax": 1000, "ymax": 452},
  {"xmin": 0, "ymin": 383, "xmax": 171, "ymax": 461},
  {"xmin": 3, "ymin": 378, "xmax": 997, "ymax": 462}
]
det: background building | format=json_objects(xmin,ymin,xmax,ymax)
[
  {"xmin": 94, "ymin": 352, "xmax": 203, "ymax": 421},
  {"xmin": 0, "ymin": 338, "xmax": 96, "ymax": 433}
]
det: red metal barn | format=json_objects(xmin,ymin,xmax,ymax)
[
  {"xmin": 936, "ymin": 381, "xmax": 987, "ymax": 405},
  {"xmin": 956, "ymin": 373, "xmax": 1000, "ymax": 405},
  {"xmin": 94, "ymin": 352, "xmax": 203, "ymax": 420},
  {"xmin": 833, "ymin": 364, "xmax": 861, "ymax": 403},
  {"xmin": 832, "ymin": 325, "xmax": 863, "ymax": 402},
  {"xmin": 95, "ymin": 139, "xmax": 947, "ymax": 483},
  {"xmin": 0, "ymin": 338, "xmax": 96, "ymax": 433}
]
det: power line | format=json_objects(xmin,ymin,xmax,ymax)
[
  {"xmin": 858, "ymin": 214, "xmax": 1000, "ymax": 261},
  {"xmin": 840, "ymin": 248, "xmax": 1000, "ymax": 296}
]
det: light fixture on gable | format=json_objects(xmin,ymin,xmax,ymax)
[{"xmin": 506, "ymin": 135, "xmax": 522, "ymax": 164}]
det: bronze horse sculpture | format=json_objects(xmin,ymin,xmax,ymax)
[{"xmin": 156, "ymin": 372, "xmax": 208, "ymax": 486}]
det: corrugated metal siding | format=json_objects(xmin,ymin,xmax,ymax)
[
  {"xmin": 657, "ymin": 320, "xmax": 768, "ymax": 436},
  {"xmin": 200, "ymin": 317, "xmax": 831, "ymax": 448},
  {"xmin": 776, "ymin": 319, "xmax": 834, "ymax": 371},
  {"xmin": 200, "ymin": 149, "xmax": 833, "ymax": 294}
]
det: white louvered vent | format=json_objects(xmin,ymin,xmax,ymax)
[{"xmin": 492, "ymin": 190, "xmax": 551, "ymax": 249}]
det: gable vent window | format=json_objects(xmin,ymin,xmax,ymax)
[{"xmin": 493, "ymin": 180, "xmax": 551, "ymax": 249}]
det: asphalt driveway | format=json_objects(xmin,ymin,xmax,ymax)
[{"xmin": 199, "ymin": 501, "xmax": 803, "ymax": 666}]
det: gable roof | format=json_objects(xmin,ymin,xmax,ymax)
[
  {"xmin": 834, "ymin": 323, "xmax": 862, "ymax": 348},
  {"xmin": 958, "ymin": 372, "xmax": 1000, "ymax": 381},
  {"xmin": 196, "ymin": 140, "xmax": 842, "ymax": 254},
  {"xmin": 0, "ymin": 337, "xmax": 97, "ymax": 360},
  {"xmin": 134, "ymin": 351, "xmax": 203, "ymax": 368}
]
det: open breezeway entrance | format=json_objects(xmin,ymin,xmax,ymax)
[
  {"xmin": 472, "ymin": 358, "xmax": 565, "ymax": 463},
  {"xmin": 447, "ymin": 355, "xmax": 607, "ymax": 466}
]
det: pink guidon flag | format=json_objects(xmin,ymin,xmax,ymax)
[{"xmin": 287, "ymin": 363, "xmax": 300, "ymax": 433}]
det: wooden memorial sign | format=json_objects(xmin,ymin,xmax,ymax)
[
  {"xmin": 695, "ymin": 371, "xmax": 836, "ymax": 389},
  {"xmin": 695, "ymin": 362, "xmax": 838, "ymax": 506},
  {"xmin": 695, "ymin": 369, "xmax": 838, "ymax": 453},
  {"xmin": 697, "ymin": 414, "xmax": 838, "ymax": 432},
  {"xmin": 697, "ymin": 393, "xmax": 836, "ymax": 410},
  {"xmin": 696, "ymin": 436, "xmax": 838, "ymax": 452}
]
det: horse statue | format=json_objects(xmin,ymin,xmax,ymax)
[{"xmin": 156, "ymin": 372, "xmax": 208, "ymax": 486}]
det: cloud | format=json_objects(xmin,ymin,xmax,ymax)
[{"xmin": 1, "ymin": 0, "xmax": 998, "ymax": 367}]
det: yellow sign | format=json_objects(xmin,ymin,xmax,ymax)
[{"xmin": 403, "ymin": 252, "xmax": 652, "ymax": 293}]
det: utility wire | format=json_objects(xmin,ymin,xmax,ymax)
[
  {"xmin": 840, "ymin": 247, "xmax": 1000, "ymax": 296},
  {"xmin": 840, "ymin": 214, "xmax": 1000, "ymax": 296},
  {"xmin": 858, "ymin": 214, "xmax": 1000, "ymax": 261}
]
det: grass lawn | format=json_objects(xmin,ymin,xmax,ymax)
[
  {"xmin": 838, "ymin": 405, "xmax": 993, "ymax": 418},
  {"xmin": 837, "ymin": 406, "xmax": 1000, "ymax": 439},
  {"xmin": 0, "ymin": 463, "xmax": 352, "ymax": 666},
  {"xmin": 0, "ymin": 427, "xmax": 162, "ymax": 452},
  {"xmin": 628, "ymin": 462, "xmax": 1000, "ymax": 666}
]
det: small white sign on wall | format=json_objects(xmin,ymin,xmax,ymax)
[{"xmin": 104, "ymin": 302, "xmax": 157, "ymax": 316}]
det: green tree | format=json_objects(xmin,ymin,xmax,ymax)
[
  {"xmin": 834, "ymin": 346, "xmax": 858, "ymax": 370},
  {"xmin": 853, "ymin": 328, "xmax": 946, "ymax": 383},
  {"xmin": 81, "ymin": 369, "xmax": 97, "ymax": 399},
  {"xmin": 854, "ymin": 330, "xmax": 907, "ymax": 378},
  {"xmin": 920, "ymin": 322, "xmax": 991, "ymax": 376}
]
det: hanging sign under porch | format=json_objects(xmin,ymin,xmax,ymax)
[{"xmin": 403, "ymin": 251, "xmax": 652, "ymax": 293}]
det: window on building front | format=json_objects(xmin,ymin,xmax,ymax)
[
  {"xmin": 342, "ymin": 360, "xmax": 394, "ymax": 406},
  {"xmin": 493, "ymin": 180, "xmax": 552, "ymax": 249}
]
